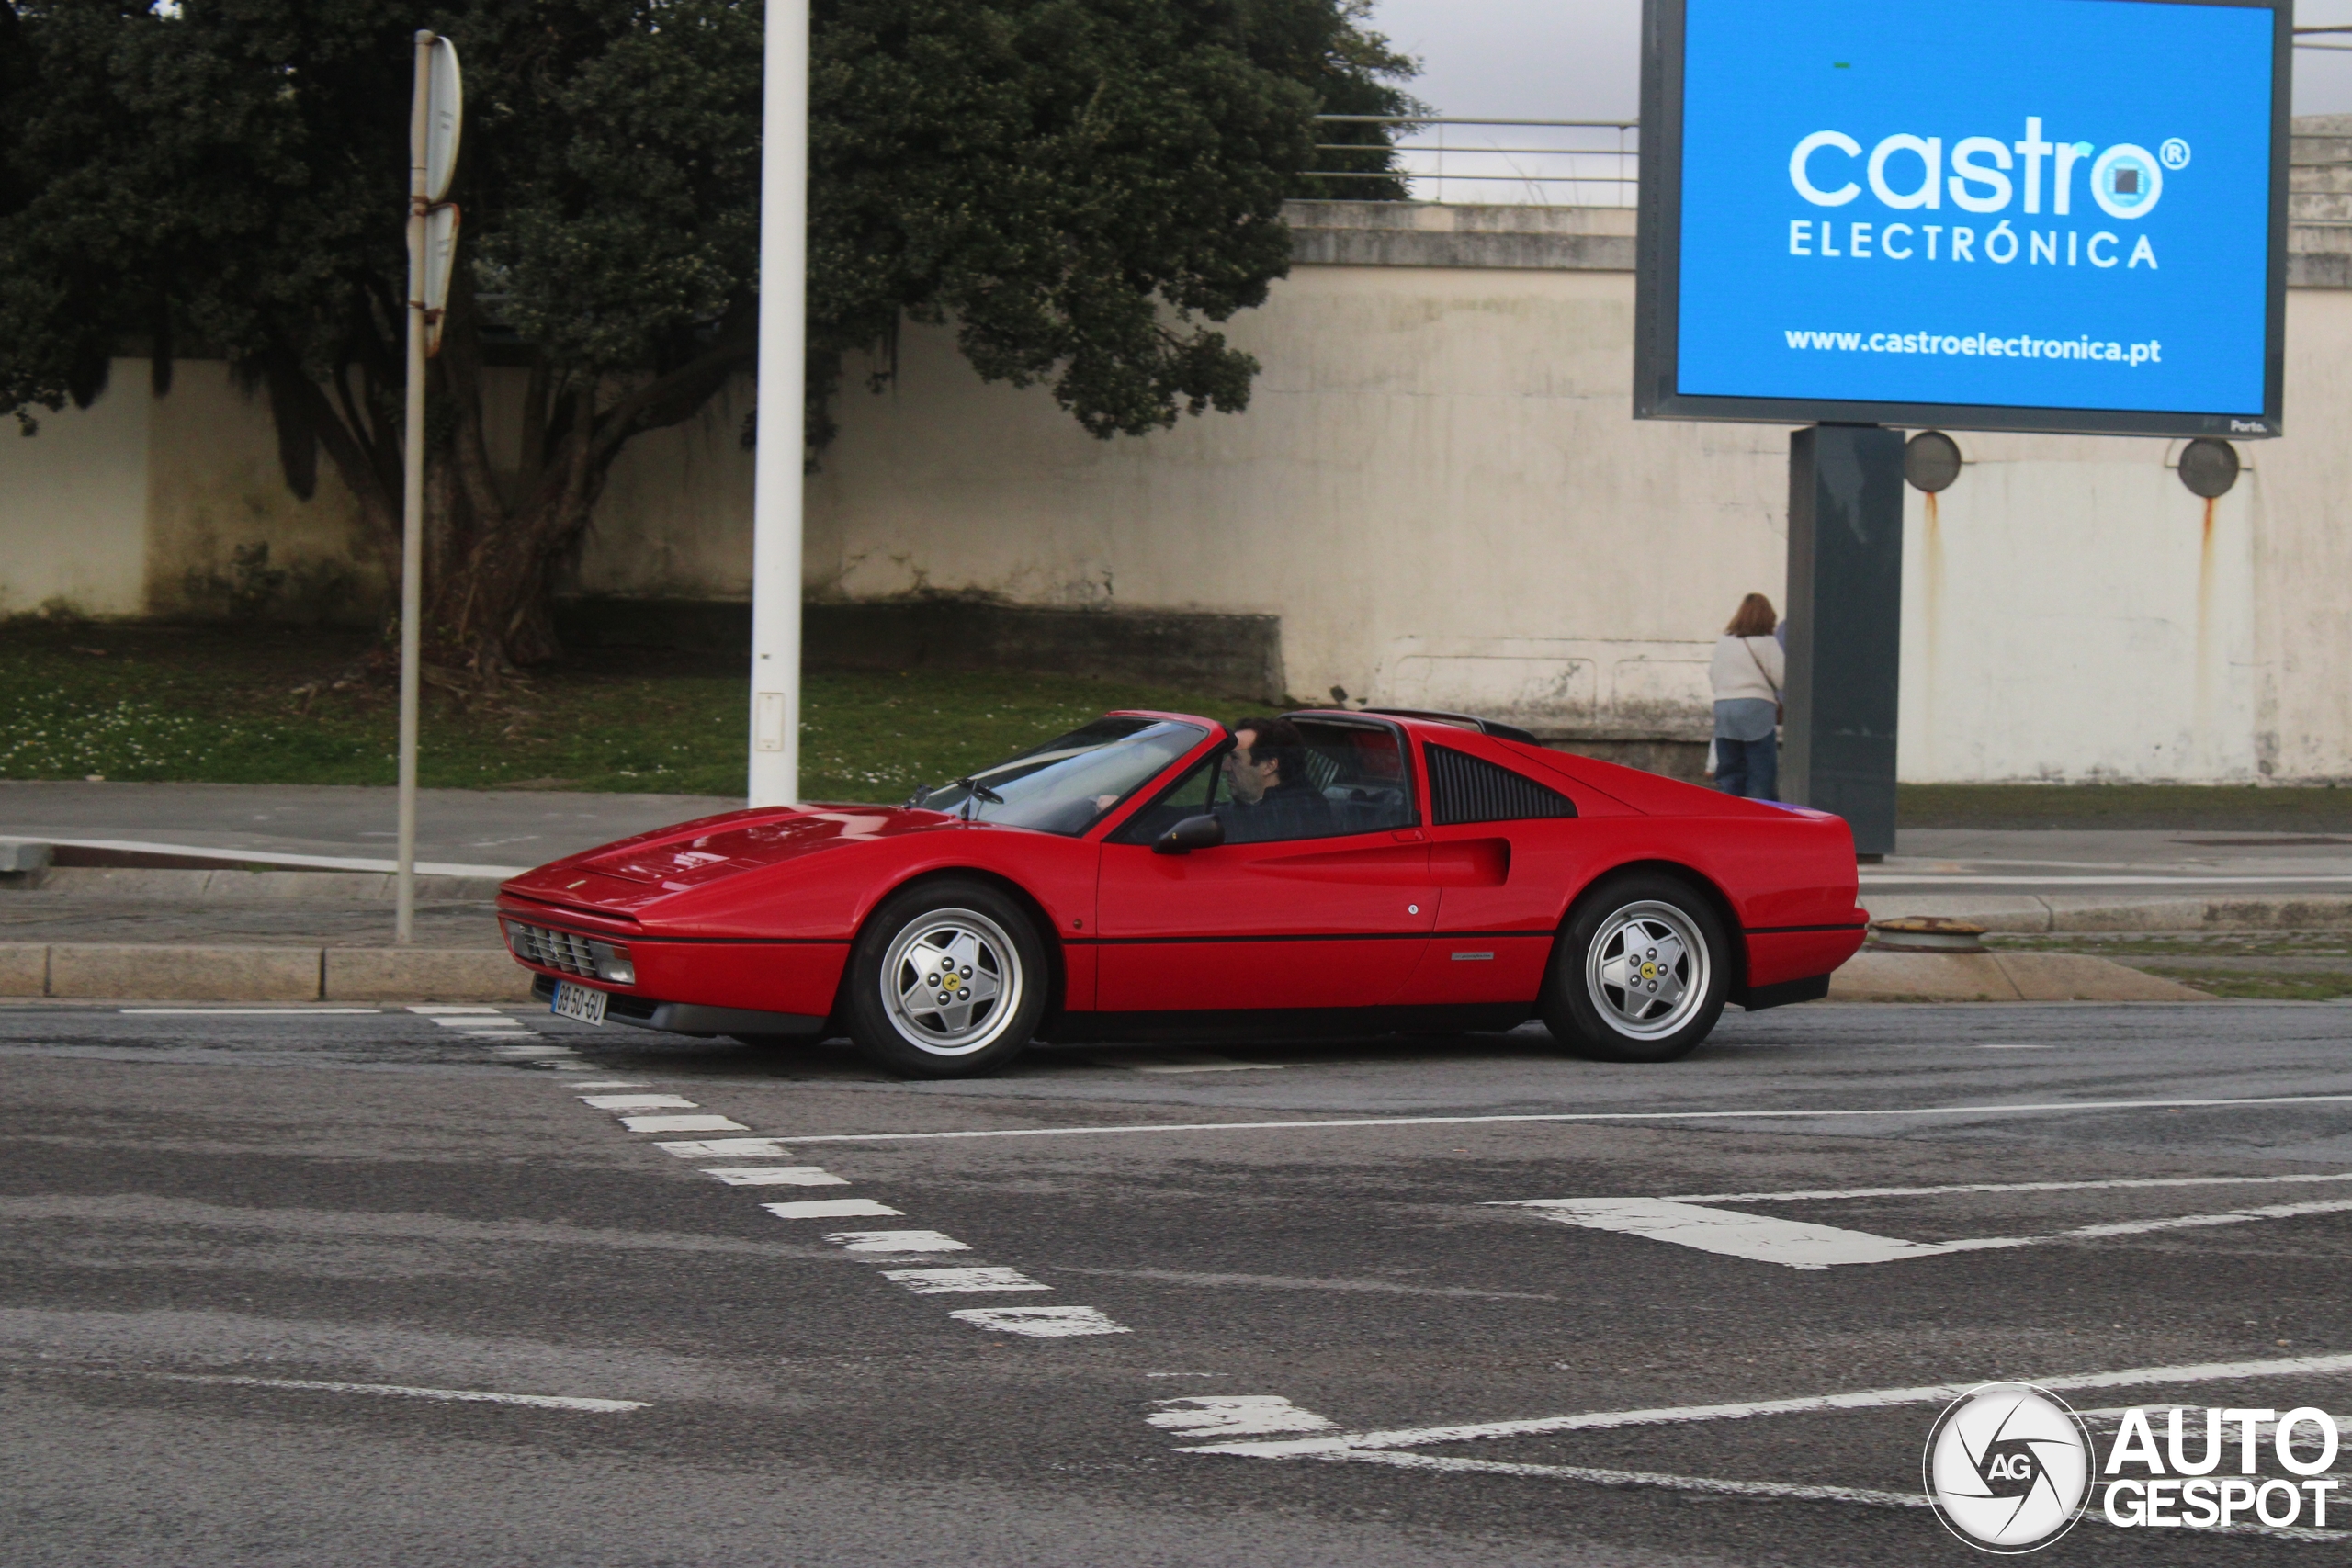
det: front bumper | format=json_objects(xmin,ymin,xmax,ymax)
[{"xmin": 528, "ymin": 975, "xmax": 828, "ymax": 1039}]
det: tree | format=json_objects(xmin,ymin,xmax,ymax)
[{"xmin": 0, "ymin": 0, "xmax": 1416, "ymax": 675}]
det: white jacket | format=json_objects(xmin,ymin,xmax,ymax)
[{"xmin": 1710, "ymin": 635, "xmax": 1783, "ymax": 703}]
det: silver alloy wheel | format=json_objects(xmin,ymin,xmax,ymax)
[
  {"xmin": 1584, "ymin": 899, "xmax": 1710, "ymax": 1040},
  {"xmin": 879, "ymin": 907, "xmax": 1023, "ymax": 1056}
]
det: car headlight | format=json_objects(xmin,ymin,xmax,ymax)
[{"xmin": 588, "ymin": 942, "xmax": 636, "ymax": 986}]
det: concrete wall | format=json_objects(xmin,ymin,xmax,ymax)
[
  {"xmin": 0, "ymin": 359, "xmax": 384, "ymax": 623},
  {"xmin": 0, "ymin": 363, "xmax": 150, "ymax": 618},
  {"xmin": 799, "ymin": 254, "xmax": 1786, "ymax": 745},
  {"xmin": 9, "ymin": 188, "xmax": 2352, "ymax": 783}
]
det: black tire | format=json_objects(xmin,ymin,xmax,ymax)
[
  {"xmin": 844, "ymin": 878, "xmax": 1048, "ymax": 1078},
  {"xmin": 1540, "ymin": 873, "xmax": 1730, "ymax": 1064}
]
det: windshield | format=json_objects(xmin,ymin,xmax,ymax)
[{"xmin": 912, "ymin": 717, "xmax": 1208, "ymax": 836}]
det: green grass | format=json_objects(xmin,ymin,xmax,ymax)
[
  {"xmin": 0, "ymin": 620, "xmax": 1256, "ymax": 802},
  {"xmin": 1985, "ymin": 932, "xmax": 2352, "ymax": 999}
]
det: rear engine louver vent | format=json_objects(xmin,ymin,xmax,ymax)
[{"xmin": 1426, "ymin": 745, "xmax": 1578, "ymax": 826}]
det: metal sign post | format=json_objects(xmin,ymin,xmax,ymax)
[
  {"xmin": 747, "ymin": 0, "xmax": 810, "ymax": 808},
  {"xmin": 397, "ymin": 30, "xmax": 460, "ymax": 942}
]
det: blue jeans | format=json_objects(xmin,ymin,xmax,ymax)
[{"xmin": 1715, "ymin": 735, "xmax": 1778, "ymax": 801}]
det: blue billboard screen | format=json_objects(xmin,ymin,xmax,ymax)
[{"xmin": 1642, "ymin": 0, "xmax": 2285, "ymax": 435}]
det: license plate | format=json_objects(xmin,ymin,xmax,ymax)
[{"xmin": 550, "ymin": 981, "xmax": 608, "ymax": 1024}]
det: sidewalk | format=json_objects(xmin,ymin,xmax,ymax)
[{"xmin": 6, "ymin": 783, "xmax": 2348, "ymax": 1003}]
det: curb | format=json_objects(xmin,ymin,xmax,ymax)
[
  {"xmin": 0, "ymin": 943, "xmax": 532, "ymax": 1003},
  {"xmin": 1860, "ymin": 892, "xmax": 2352, "ymax": 932},
  {"xmin": 1827, "ymin": 951, "xmax": 2212, "ymax": 1003}
]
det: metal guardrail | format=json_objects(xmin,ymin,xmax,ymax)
[
  {"xmin": 1310, "ymin": 116, "xmax": 1639, "ymax": 207},
  {"xmin": 1312, "ymin": 115, "xmax": 2352, "ymax": 210}
]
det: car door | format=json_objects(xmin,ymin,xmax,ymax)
[
  {"xmin": 1394, "ymin": 739, "xmax": 1589, "ymax": 1007},
  {"xmin": 1093, "ymin": 718, "xmax": 1436, "ymax": 1014}
]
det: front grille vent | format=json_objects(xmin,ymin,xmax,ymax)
[
  {"xmin": 1426, "ymin": 745, "xmax": 1578, "ymax": 826},
  {"xmin": 507, "ymin": 922, "xmax": 599, "ymax": 976}
]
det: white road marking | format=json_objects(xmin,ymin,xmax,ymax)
[
  {"xmin": 752, "ymin": 1091, "xmax": 2352, "ymax": 1145},
  {"xmin": 703, "ymin": 1167, "xmax": 849, "ymax": 1186},
  {"xmin": 761, "ymin": 1199, "xmax": 902, "ymax": 1219},
  {"xmin": 662, "ymin": 1146, "xmax": 799, "ymax": 1161},
  {"xmin": 1506, "ymin": 1199, "xmax": 1945, "ymax": 1269},
  {"xmin": 1149, "ymin": 1396, "xmax": 1336, "ymax": 1436},
  {"xmin": 1287, "ymin": 1445, "xmax": 2338, "ymax": 1541},
  {"xmin": 579, "ymin": 1095, "xmax": 698, "ymax": 1111},
  {"xmin": 565, "ymin": 1080, "xmax": 649, "ymax": 1090},
  {"xmin": 1176, "ymin": 1350, "xmax": 2352, "ymax": 1456},
  {"xmin": 440, "ymin": 1017, "xmax": 526, "ymax": 1028},
  {"xmin": 463, "ymin": 1032, "xmax": 538, "ymax": 1040},
  {"xmin": 1504, "ymin": 1194, "xmax": 2352, "ymax": 1269},
  {"xmin": 409, "ymin": 1005, "xmax": 508, "ymax": 1015},
  {"xmin": 949, "ymin": 1306, "xmax": 1131, "ymax": 1337},
  {"xmin": 620, "ymin": 1114, "xmax": 747, "ymax": 1133},
  {"xmin": 1319, "ymin": 1447, "xmax": 1931, "ymax": 1509},
  {"xmin": 119, "ymin": 1008, "xmax": 380, "ymax": 1015},
  {"xmin": 655, "ymin": 1138, "xmax": 797, "ymax": 1159},
  {"xmin": 43, "ymin": 1369, "xmax": 643, "ymax": 1412},
  {"xmin": 1666, "ymin": 1172, "xmax": 2352, "ymax": 1203},
  {"xmin": 825, "ymin": 1230, "xmax": 969, "ymax": 1253},
  {"xmin": 880, "ymin": 1267, "xmax": 1052, "ymax": 1294}
]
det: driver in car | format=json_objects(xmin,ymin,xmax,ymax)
[{"xmin": 1220, "ymin": 717, "xmax": 1335, "ymax": 844}]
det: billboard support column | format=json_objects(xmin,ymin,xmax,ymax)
[{"xmin": 1783, "ymin": 424, "xmax": 1905, "ymax": 859}]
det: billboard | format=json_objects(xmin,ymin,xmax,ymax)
[{"xmin": 1634, "ymin": 0, "xmax": 2289, "ymax": 437}]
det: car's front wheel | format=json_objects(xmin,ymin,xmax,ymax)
[
  {"xmin": 1542, "ymin": 874, "xmax": 1729, "ymax": 1063},
  {"xmin": 845, "ymin": 879, "xmax": 1047, "ymax": 1077}
]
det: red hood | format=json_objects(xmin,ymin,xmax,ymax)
[{"xmin": 501, "ymin": 803, "xmax": 956, "ymax": 911}]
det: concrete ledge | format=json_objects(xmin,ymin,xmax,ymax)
[
  {"xmin": 325, "ymin": 948, "xmax": 535, "ymax": 1003},
  {"xmin": 0, "ymin": 945, "xmax": 47, "ymax": 997},
  {"xmin": 1862, "ymin": 893, "xmax": 2352, "ymax": 932},
  {"xmin": 6, "ymin": 943, "xmax": 533, "ymax": 1002},
  {"xmin": 1829, "ymin": 951, "xmax": 2211, "ymax": 1002},
  {"xmin": 47, "ymin": 944, "xmax": 322, "ymax": 1002},
  {"xmin": 15, "ymin": 868, "xmax": 504, "ymax": 902}
]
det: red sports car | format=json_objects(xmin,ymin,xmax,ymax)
[{"xmin": 496, "ymin": 709, "xmax": 1867, "ymax": 1076}]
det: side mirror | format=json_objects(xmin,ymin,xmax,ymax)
[{"xmin": 1153, "ymin": 814, "xmax": 1225, "ymax": 855}]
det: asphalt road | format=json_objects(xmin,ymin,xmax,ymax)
[{"xmin": 6, "ymin": 1001, "xmax": 2351, "ymax": 1565}]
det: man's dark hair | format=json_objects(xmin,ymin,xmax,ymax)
[{"xmin": 1229, "ymin": 716, "xmax": 1309, "ymax": 788}]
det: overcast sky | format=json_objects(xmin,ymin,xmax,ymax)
[{"xmin": 1367, "ymin": 0, "xmax": 2352, "ymax": 122}]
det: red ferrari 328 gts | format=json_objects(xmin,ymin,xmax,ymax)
[{"xmin": 497, "ymin": 709, "xmax": 1868, "ymax": 1077}]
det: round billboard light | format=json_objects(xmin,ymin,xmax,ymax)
[
  {"xmin": 1905, "ymin": 431, "xmax": 1963, "ymax": 493},
  {"xmin": 2178, "ymin": 438, "xmax": 2240, "ymax": 499}
]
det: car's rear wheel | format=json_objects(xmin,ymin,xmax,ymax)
[
  {"xmin": 1541, "ymin": 874, "xmax": 1729, "ymax": 1063},
  {"xmin": 846, "ymin": 880, "xmax": 1047, "ymax": 1077}
]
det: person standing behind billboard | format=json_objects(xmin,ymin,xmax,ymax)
[{"xmin": 1709, "ymin": 594, "xmax": 1783, "ymax": 801}]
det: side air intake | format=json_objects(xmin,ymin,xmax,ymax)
[{"xmin": 1426, "ymin": 745, "xmax": 1577, "ymax": 826}]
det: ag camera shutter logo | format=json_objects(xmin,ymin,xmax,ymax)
[{"xmin": 1923, "ymin": 1382, "xmax": 2093, "ymax": 1552}]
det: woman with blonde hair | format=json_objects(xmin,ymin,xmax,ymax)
[{"xmin": 1708, "ymin": 592, "xmax": 1783, "ymax": 800}]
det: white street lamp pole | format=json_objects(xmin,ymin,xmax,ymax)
[
  {"xmin": 748, "ymin": 0, "xmax": 809, "ymax": 807},
  {"xmin": 396, "ymin": 29, "xmax": 433, "ymax": 942}
]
